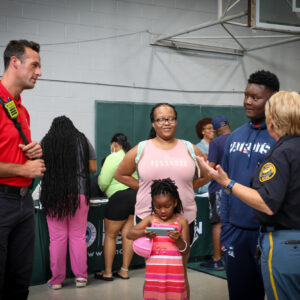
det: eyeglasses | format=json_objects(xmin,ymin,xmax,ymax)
[{"xmin": 154, "ymin": 117, "xmax": 177, "ymax": 125}]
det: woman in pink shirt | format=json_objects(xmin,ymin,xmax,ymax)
[{"xmin": 115, "ymin": 103, "xmax": 209, "ymax": 299}]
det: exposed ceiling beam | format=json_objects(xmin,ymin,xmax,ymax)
[
  {"xmin": 221, "ymin": 23, "xmax": 246, "ymax": 50},
  {"xmin": 152, "ymin": 40, "xmax": 244, "ymax": 56},
  {"xmin": 246, "ymin": 35, "xmax": 300, "ymax": 51},
  {"xmin": 153, "ymin": 10, "xmax": 248, "ymax": 44}
]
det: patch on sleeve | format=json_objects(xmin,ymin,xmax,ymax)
[{"xmin": 259, "ymin": 162, "xmax": 276, "ymax": 182}]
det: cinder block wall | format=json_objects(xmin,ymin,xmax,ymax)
[{"xmin": 0, "ymin": 0, "xmax": 299, "ymax": 145}]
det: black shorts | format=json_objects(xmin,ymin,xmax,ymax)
[
  {"xmin": 208, "ymin": 189, "xmax": 222, "ymax": 224},
  {"xmin": 104, "ymin": 188, "xmax": 137, "ymax": 221},
  {"xmin": 134, "ymin": 215, "xmax": 143, "ymax": 225}
]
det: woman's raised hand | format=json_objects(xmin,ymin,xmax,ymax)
[{"xmin": 196, "ymin": 156, "xmax": 230, "ymax": 187}]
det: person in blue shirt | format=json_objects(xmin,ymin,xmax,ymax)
[
  {"xmin": 219, "ymin": 70, "xmax": 279, "ymax": 300},
  {"xmin": 200, "ymin": 115, "xmax": 231, "ymax": 271},
  {"xmin": 195, "ymin": 118, "xmax": 214, "ymax": 194},
  {"xmin": 197, "ymin": 90, "xmax": 300, "ymax": 300}
]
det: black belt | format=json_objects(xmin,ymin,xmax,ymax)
[
  {"xmin": 0, "ymin": 184, "xmax": 29, "ymax": 197},
  {"xmin": 260, "ymin": 225, "xmax": 291, "ymax": 233}
]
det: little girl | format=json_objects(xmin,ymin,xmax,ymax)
[{"xmin": 127, "ymin": 178, "xmax": 190, "ymax": 300}]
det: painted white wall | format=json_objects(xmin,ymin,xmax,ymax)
[{"xmin": 0, "ymin": 0, "xmax": 299, "ymax": 145}]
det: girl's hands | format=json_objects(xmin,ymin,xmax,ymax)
[
  {"xmin": 169, "ymin": 229, "xmax": 189, "ymax": 254},
  {"xmin": 144, "ymin": 229, "xmax": 157, "ymax": 239},
  {"xmin": 143, "ymin": 228, "xmax": 181, "ymax": 240},
  {"xmin": 168, "ymin": 228, "xmax": 181, "ymax": 241}
]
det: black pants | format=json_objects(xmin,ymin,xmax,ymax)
[{"xmin": 0, "ymin": 191, "xmax": 35, "ymax": 300}]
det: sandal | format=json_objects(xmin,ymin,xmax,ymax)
[
  {"xmin": 113, "ymin": 272, "xmax": 130, "ymax": 280},
  {"xmin": 94, "ymin": 272, "xmax": 114, "ymax": 281},
  {"xmin": 113, "ymin": 268, "xmax": 130, "ymax": 280},
  {"xmin": 75, "ymin": 277, "xmax": 87, "ymax": 288}
]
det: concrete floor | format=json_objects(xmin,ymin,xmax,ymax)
[{"xmin": 28, "ymin": 267, "xmax": 228, "ymax": 300}]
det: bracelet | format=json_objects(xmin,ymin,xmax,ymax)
[{"xmin": 178, "ymin": 240, "xmax": 188, "ymax": 253}]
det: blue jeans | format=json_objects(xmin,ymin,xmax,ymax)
[{"xmin": 0, "ymin": 191, "xmax": 35, "ymax": 300}]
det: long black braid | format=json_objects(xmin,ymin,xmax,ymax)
[
  {"xmin": 150, "ymin": 178, "xmax": 183, "ymax": 214},
  {"xmin": 40, "ymin": 116, "xmax": 90, "ymax": 219}
]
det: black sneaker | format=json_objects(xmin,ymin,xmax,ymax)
[{"xmin": 200, "ymin": 259, "xmax": 224, "ymax": 270}]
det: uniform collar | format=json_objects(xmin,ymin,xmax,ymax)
[
  {"xmin": 277, "ymin": 135, "xmax": 297, "ymax": 144},
  {"xmin": 265, "ymin": 135, "xmax": 294, "ymax": 158}
]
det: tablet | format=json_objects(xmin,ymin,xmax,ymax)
[{"xmin": 146, "ymin": 227, "xmax": 175, "ymax": 236}]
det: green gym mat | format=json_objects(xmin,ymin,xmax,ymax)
[{"xmin": 187, "ymin": 260, "xmax": 227, "ymax": 280}]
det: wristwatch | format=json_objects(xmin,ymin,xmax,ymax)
[{"xmin": 224, "ymin": 180, "xmax": 236, "ymax": 195}]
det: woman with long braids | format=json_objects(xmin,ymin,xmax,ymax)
[
  {"xmin": 95, "ymin": 133, "xmax": 137, "ymax": 281},
  {"xmin": 40, "ymin": 116, "xmax": 97, "ymax": 290}
]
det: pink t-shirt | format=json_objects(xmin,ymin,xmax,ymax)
[{"xmin": 136, "ymin": 139, "xmax": 196, "ymax": 223}]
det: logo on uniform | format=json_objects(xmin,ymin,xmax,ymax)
[
  {"xmin": 86, "ymin": 221, "xmax": 97, "ymax": 247},
  {"xmin": 259, "ymin": 162, "xmax": 276, "ymax": 182}
]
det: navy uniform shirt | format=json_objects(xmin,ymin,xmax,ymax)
[{"xmin": 251, "ymin": 135, "xmax": 300, "ymax": 229}]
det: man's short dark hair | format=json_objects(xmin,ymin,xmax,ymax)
[
  {"xmin": 248, "ymin": 70, "xmax": 280, "ymax": 92},
  {"xmin": 3, "ymin": 39, "xmax": 40, "ymax": 70}
]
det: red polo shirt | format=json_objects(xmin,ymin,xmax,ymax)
[{"xmin": 0, "ymin": 81, "xmax": 32, "ymax": 187}]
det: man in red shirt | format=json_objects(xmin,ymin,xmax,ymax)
[{"xmin": 0, "ymin": 40, "xmax": 46, "ymax": 300}]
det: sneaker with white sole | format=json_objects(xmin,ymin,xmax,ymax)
[
  {"xmin": 47, "ymin": 281, "xmax": 62, "ymax": 290},
  {"xmin": 75, "ymin": 277, "xmax": 87, "ymax": 288}
]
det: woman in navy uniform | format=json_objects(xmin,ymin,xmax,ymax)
[{"xmin": 197, "ymin": 91, "xmax": 300, "ymax": 300}]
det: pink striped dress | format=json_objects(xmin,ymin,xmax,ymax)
[{"xmin": 144, "ymin": 215, "xmax": 187, "ymax": 300}]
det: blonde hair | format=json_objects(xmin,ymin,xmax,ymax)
[{"xmin": 265, "ymin": 91, "xmax": 300, "ymax": 136}]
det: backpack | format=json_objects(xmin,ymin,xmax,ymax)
[{"xmin": 135, "ymin": 139, "xmax": 200, "ymax": 177}]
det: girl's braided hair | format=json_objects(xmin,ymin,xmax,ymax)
[{"xmin": 150, "ymin": 178, "xmax": 183, "ymax": 214}]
